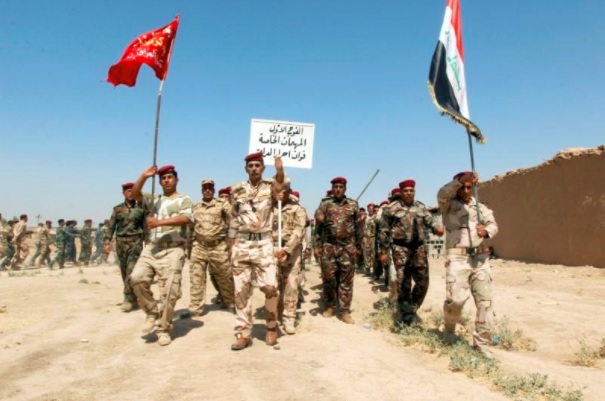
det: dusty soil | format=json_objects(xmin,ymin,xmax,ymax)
[{"xmin": 1, "ymin": 256, "xmax": 604, "ymax": 401}]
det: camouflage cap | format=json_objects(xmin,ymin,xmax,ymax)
[{"xmin": 201, "ymin": 179, "xmax": 215, "ymax": 186}]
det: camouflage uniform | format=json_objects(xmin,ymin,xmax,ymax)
[
  {"xmin": 38, "ymin": 225, "xmax": 52, "ymax": 267},
  {"xmin": 51, "ymin": 225, "xmax": 66, "ymax": 268},
  {"xmin": 78, "ymin": 222, "xmax": 93, "ymax": 265},
  {"xmin": 130, "ymin": 193, "xmax": 193, "ymax": 335},
  {"xmin": 11, "ymin": 219, "xmax": 29, "ymax": 269},
  {"xmin": 362, "ymin": 214, "xmax": 377, "ymax": 275},
  {"xmin": 64, "ymin": 225, "xmax": 78, "ymax": 263},
  {"xmin": 90, "ymin": 226, "xmax": 104, "ymax": 263},
  {"xmin": 380, "ymin": 199, "xmax": 439, "ymax": 322},
  {"xmin": 315, "ymin": 197, "xmax": 362, "ymax": 315},
  {"xmin": 272, "ymin": 198, "xmax": 307, "ymax": 328},
  {"xmin": 189, "ymin": 197, "xmax": 234, "ymax": 314},
  {"xmin": 29, "ymin": 224, "xmax": 44, "ymax": 266},
  {"xmin": 105, "ymin": 200, "xmax": 147, "ymax": 304},
  {"xmin": 437, "ymin": 178, "xmax": 498, "ymax": 350},
  {"xmin": 229, "ymin": 177, "xmax": 283, "ymax": 339},
  {"xmin": 0, "ymin": 222, "xmax": 15, "ymax": 269}
]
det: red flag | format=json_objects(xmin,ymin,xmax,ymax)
[{"xmin": 107, "ymin": 16, "xmax": 180, "ymax": 87}]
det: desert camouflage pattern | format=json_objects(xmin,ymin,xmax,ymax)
[
  {"xmin": 362, "ymin": 215, "xmax": 377, "ymax": 274},
  {"xmin": 189, "ymin": 197, "xmax": 234, "ymax": 313},
  {"xmin": 272, "ymin": 202, "xmax": 307, "ymax": 255},
  {"xmin": 228, "ymin": 176, "xmax": 286, "ymax": 237},
  {"xmin": 189, "ymin": 242, "xmax": 234, "ymax": 314},
  {"xmin": 437, "ymin": 179, "xmax": 498, "ymax": 248},
  {"xmin": 438, "ymin": 178, "xmax": 498, "ymax": 350},
  {"xmin": 273, "ymin": 200, "xmax": 307, "ymax": 324},
  {"xmin": 11, "ymin": 220, "xmax": 29, "ymax": 268},
  {"xmin": 0, "ymin": 225, "xmax": 15, "ymax": 269},
  {"xmin": 32, "ymin": 226, "xmax": 51, "ymax": 267},
  {"xmin": 147, "ymin": 193, "xmax": 194, "ymax": 244},
  {"xmin": 131, "ymin": 246, "xmax": 186, "ymax": 334},
  {"xmin": 231, "ymin": 238, "xmax": 278, "ymax": 338},
  {"xmin": 29, "ymin": 225, "xmax": 44, "ymax": 266},
  {"xmin": 444, "ymin": 253, "xmax": 494, "ymax": 348},
  {"xmin": 192, "ymin": 198, "xmax": 230, "ymax": 241}
]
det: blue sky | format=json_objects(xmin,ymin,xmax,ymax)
[{"xmin": 2, "ymin": 0, "xmax": 603, "ymax": 223}]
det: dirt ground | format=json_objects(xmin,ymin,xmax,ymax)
[{"xmin": 1, "ymin": 255, "xmax": 604, "ymax": 401}]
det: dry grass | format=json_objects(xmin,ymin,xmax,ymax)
[
  {"xmin": 369, "ymin": 298, "xmax": 584, "ymax": 401},
  {"xmin": 492, "ymin": 316, "xmax": 537, "ymax": 351},
  {"xmin": 570, "ymin": 340, "xmax": 601, "ymax": 367}
]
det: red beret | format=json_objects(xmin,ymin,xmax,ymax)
[
  {"xmin": 45, "ymin": 220, "xmax": 52, "ymax": 225},
  {"xmin": 20, "ymin": 214, "xmax": 27, "ymax": 219},
  {"xmin": 330, "ymin": 177, "xmax": 347, "ymax": 185},
  {"xmin": 380, "ymin": 200, "xmax": 389, "ymax": 206},
  {"xmin": 121, "ymin": 182, "xmax": 135, "ymax": 190},
  {"xmin": 390, "ymin": 188, "xmax": 400, "ymax": 195},
  {"xmin": 85, "ymin": 219, "xmax": 92, "ymax": 223},
  {"xmin": 326, "ymin": 190, "xmax": 333, "ymax": 196},
  {"xmin": 157, "ymin": 165, "xmax": 176, "ymax": 176},
  {"xmin": 218, "ymin": 187, "xmax": 231, "ymax": 196},
  {"xmin": 244, "ymin": 152, "xmax": 264, "ymax": 163},
  {"xmin": 291, "ymin": 190, "xmax": 300, "ymax": 198},
  {"xmin": 399, "ymin": 179, "xmax": 416, "ymax": 188},
  {"xmin": 453, "ymin": 171, "xmax": 472, "ymax": 180}
]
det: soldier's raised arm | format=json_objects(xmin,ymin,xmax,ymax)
[{"xmin": 132, "ymin": 166, "xmax": 157, "ymax": 203}]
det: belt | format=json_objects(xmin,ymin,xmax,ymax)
[
  {"xmin": 152, "ymin": 241, "xmax": 186, "ymax": 249},
  {"xmin": 392, "ymin": 238, "xmax": 421, "ymax": 247},
  {"xmin": 197, "ymin": 238, "xmax": 224, "ymax": 247},
  {"xmin": 446, "ymin": 246, "xmax": 486, "ymax": 256},
  {"xmin": 235, "ymin": 232, "xmax": 271, "ymax": 241},
  {"xmin": 117, "ymin": 235, "xmax": 142, "ymax": 241}
]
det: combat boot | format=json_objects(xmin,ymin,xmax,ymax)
[
  {"xmin": 283, "ymin": 321, "xmax": 296, "ymax": 335},
  {"xmin": 265, "ymin": 328, "xmax": 278, "ymax": 346},
  {"xmin": 322, "ymin": 306, "xmax": 334, "ymax": 318},
  {"xmin": 142, "ymin": 314, "xmax": 158, "ymax": 334},
  {"xmin": 340, "ymin": 313, "xmax": 355, "ymax": 325},
  {"xmin": 120, "ymin": 301, "xmax": 136, "ymax": 313},
  {"xmin": 231, "ymin": 334, "xmax": 252, "ymax": 351},
  {"xmin": 157, "ymin": 332, "xmax": 172, "ymax": 346}
]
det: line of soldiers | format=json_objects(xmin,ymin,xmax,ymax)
[
  {"xmin": 312, "ymin": 172, "xmax": 498, "ymax": 358},
  {"xmin": 0, "ymin": 214, "xmax": 113, "ymax": 271},
  {"xmin": 15, "ymin": 155, "xmax": 497, "ymax": 358},
  {"xmin": 103, "ymin": 155, "xmax": 312, "ymax": 349}
]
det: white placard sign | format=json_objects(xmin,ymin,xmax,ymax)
[{"xmin": 249, "ymin": 119, "xmax": 315, "ymax": 169}]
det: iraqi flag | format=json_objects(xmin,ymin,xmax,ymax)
[{"xmin": 428, "ymin": 0, "xmax": 484, "ymax": 143}]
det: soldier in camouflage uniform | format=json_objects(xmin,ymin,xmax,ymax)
[
  {"xmin": 29, "ymin": 222, "xmax": 45, "ymax": 266},
  {"xmin": 90, "ymin": 222, "xmax": 105, "ymax": 264},
  {"xmin": 37, "ymin": 220, "xmax": 53, "ymax": 268},
  {"xmin": 272, "ymin": 185, "xmax": 307, "ymax": 334},
  {"xmin": 130, "ymin": 165, "xmax": 194, "ymax": 347},
  {"xmin": 105, "ymin": 182, "xmax": 147, "ymax": 312},
  {"xmin": 50, "ymin": 219, "xmax": 66, "ymax": 269},
  {"xmin": 380, "ymin": 180, "xmax": 444, "ymax": 325},
  {"xmin": 188, "ymin": 178, "xmax": 234, "ymax": 316},
  {"xmin": 78, "ymin": 219, "xmax": 93, "ymax": 266},
  {"xmin": 0, "ymin": 220, "xmax": 17, "ymax": 270},
  {"xmin": 64, "ymin": 221, "xmax": 80, "ymax": 265},
  {"xmin": 437, "ymin": 171, "xmax": 498, "ymax": 358},
  {"xmin": 362, "ymin": 203, "xmax": 377, "ymax": 276},
  {"xmin": 10, "ymin": 214, "xmax": 29, "ymax": 270},
  {"xmin": 0, "ymin": 213, "xmax": 9, "ymax": 263},
  {"xmin": 228, "ymin": 153, "xmax": 286, "ymax": 351},
  {"xmin": 314, "ymin": 177, "xmax": 362, "ymax": 324}
]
